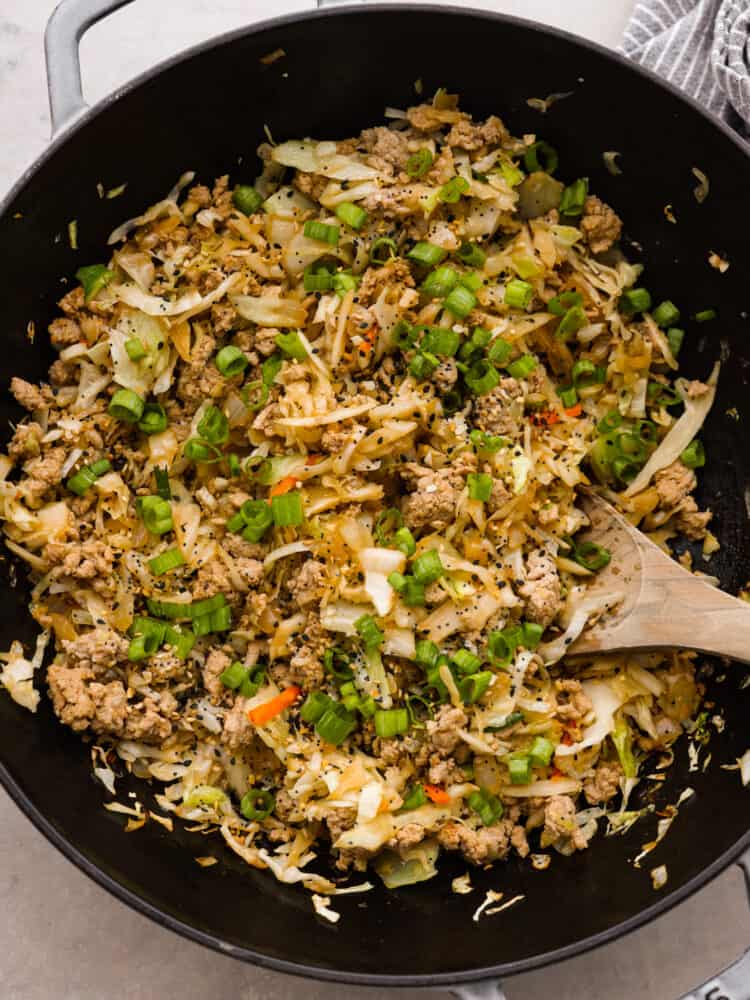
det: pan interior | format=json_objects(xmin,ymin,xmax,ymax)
[{"xmin": 1, "ymin": 6, "xmax": 749, "ymax": 982}]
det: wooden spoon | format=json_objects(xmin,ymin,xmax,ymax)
[{"xmin": 567, "ymin": 490, "xmax": 750, "ymax": 663}]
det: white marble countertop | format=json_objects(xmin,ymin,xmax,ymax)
[{"xmin": 1, "ymin": 2, "xmax": 748, "ymax": 998}]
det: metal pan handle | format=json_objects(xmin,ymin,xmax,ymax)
[{"xmin": 44, "ymin": 0, "xmax": 136, "ymax": 137}]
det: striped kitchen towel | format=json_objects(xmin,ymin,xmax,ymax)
[{"xmin": 621, "ymin": 0, "xmax": 750, "ymax": 131}]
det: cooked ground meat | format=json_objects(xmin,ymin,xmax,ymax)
[
  {"xmin": 10, "ymin": 378, "xmax": 49, "ymax": 412},
  {"xmin": 287, "ymin": 559, "xmax": 327, "ymax": 608},
  {"xmin": 583, "ymin": 761, "xmax": 623, "ymax": 805},
  {"xmin": 426, "ymin": 705, "xmax": 467, "ymax": 756},
  {"xmin": 359, "ymin": 125, "xmax": 412, "ymax": 170},
  {"xmin": 472, "ymin": 378, "xmax": 523, "ymax": 437},
  {"xmin": 7, "ymin": 422, "xmax": 42, "ymax": 462},
  {"xmin": 203, "ymin": 648, "xmax": 231, "ymax": 702},
  {"xmin": 654, "ymin": 460, "xmax": 696, "ymax": 508},
  {"xmin": 221, "ymin": 695, "xmax": 254, "ymax": 749},
  {"xmin": 59, "ymin": 627, "xmax": 129, "ymax": 677},
  {"xmin": 438, "ymin": 818, "xmax": 515, "ymax": 864},
  {"xmin": 401, "ymin": 465, "xmax": 461, "ymax": 532},
  {"xmin": 48, "ymin": 317, "xmax": 82, "ymax": 347},
  {"xmin": 444, "ymin": 115, "xmax": 506, "ymax": 151},
  {"xmin": 555, "ymin": 678, "xmax": 593, "ymax": 723},
  {"xmin": 580, "ymin": 195, "xmax": 622, "ymax": 254},
  {"xmin": 519, "ymin": 549, "xmax": 562, "ymax": 627},
  {"xmin": 542, "ymin": 795, "xmax": 589, "ymax": 851},
  {"xmin": 433, "ymin": 359, "xmax": 458, "ymax": 393},
  {"xmin": 287, "ymin": 616, "xmax": 327, "ymax": 688}
]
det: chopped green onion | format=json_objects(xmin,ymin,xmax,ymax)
[
  {"xmin": 146, "ymin": 593, "xmax": 226, "ymax": 620},
  {"xmin": 572, "ymin": 540, "xmax": 611, "ymax": 572},
  {"xmin": 612, "ymin": 456, "xmax": 640, "ymax": 483},
  {"xmin": 358, "ymin": 696, "xmax": 377, "ymax": 718},
  {"xmin": 125, "ymin": 337, "xmax": 146, "ymax": 361},
  {"xmin": 154, "ymin": 466, "xmax": 171, "ymax": 500},
  {"xmin": 499, "ymin": 160, "xmax": 524, "ymax": 187},
  {"xmin": 457, "ymin": 241, "xmax": 486, "ymax": 268},
  {"xmin": 163, "ymin": 624, "xmax": 195, "ymax": 659},
  {"xmin": 355, "ymin": 613, "xmax": 384, "ymax": 650},
  {"xmin": 597, "ymin": 410, "xmax": 622, "ymax": 434},
  {"xmin": 393, "ymin": 527, "xmax": 416, "ymax": 557},
  {"xmin": 236, "ymin": 499, "xmax": 274, "ymax": 542},
  {"xmin": 465, "ymin": 359, "xmax": 500, "ymax": 395},
  {"xmin": 652, "ymin": 300, "xmax": 680, "ymax": 328},
  {"xmin": 274, "ymin": 331, "xmax": 307, "ymax": 361},
  {"xmin": 694, "ymin": 308, "xmax": 717, "ymax": 322},
  {"xmin": 411, "ymin": 549, "xmax": 444, "ymax": 585},
  {"xmin": 452, "ymin": 648, "xmax": 482, "ymax": 675},
  {"xmin": 138, "ymin": 495, "xmax": 173, "ymax": 535},
  {"xmin": 369, "ymin": 237, "xmax": 398, "ymax": 265},
  {"xmin": 468, "ymin": 787, "xmax": 504, "ymax": 826},
  {"xmin": 400, "ymin": 784, "xmax": 428, "ymax": 810},
  {"xmin": 529, "ymin": 736, "xmax": 555, "ymax": 767},
  {"xmin": 240, "ymin": 788, "xmax": 275, "ymax": 820},
  {"xmin": 523, "ymin": 141, "xmax": 558, "ymax": 174},
  {"xmin": 406, "ymin": 148, "xmax": 433, "ymax": 178},
  {"xmin": 459, "ymin": 271, "xmax": 483, "ymax": 293},
  {"xmin": 438, "ymin": 175, "xmax": 470, "ymax": 204},
  {"xmin": 444, "ymin": 285, "xmax": 477, "ymax": 318},
  {"xmin": 138, "ymin": 402, "xmax": 168, "ymax": 436},
  {"xmin": 470, "ymin": 429, "xmax": 509, "ymax": 453},
  {"xmin": 108, "ymin": 389, "xmax": 144, "ymax": 423},
  {"xmin": 667, "ymin": 327, "xmax": 684, "ymax": 358},
  {"xmin": 193, "ymin": 604, "xmax": 232, "ymax": 636},
  {"xmin": 558, "ymin": 386, "xmax": 578, "ymax": 409},
  {"xmin": 233, "ymin": 185, "xmax": 263, "ymax": 216},
  {"xmin": 197, "ymin": 405, "xmax": 229, "ymax": 445},
  {"xmin": 415, "ymin": 639, "xmax": 441, "ymax": 668},
  {"xmin": 303, "ymin": 220, "xmax": 339, "ymax": 245},
  {"xmin": 620, "ymin": 287, "xmax": 652, "ymax": 315},
  {"xmin": 271, "ymin": 491, "xmax": 303, "ymax": 527},
  {"xmin": 76, "ymin": 264, "xmax": 114, "ymax": 302},
  {"xmin": 374, "ymin": 507, "xmax": 404, "ymax": 546},
  {"xmin": 323, "ymin": 647, "xmax": 354, "ymax": 682},
  {"xmin": 400, "ymin": 577, "xmax": 426, "ymax": 606},
  {"xmin": 505, "ymin": 279, "xmax": 534, "ymax": 311},
  {"xmin": 559, "ymin": 177, "xmax": 588, "ymax": 217},
  {"xmin": 215, "ymin": 345, "xmax": 248, "ymax": 377},
  {"xmin": 374, "ymin": 708, "xmax": 410, "ymax": 739},
  {"xmin": 316, "ymin": 704, "xmax": 358, "ymax": 745},
  {"xmin": 409, "ymin": 351, "xmax": 440, "ymax": 380},
  {"xmin": 387, "ymin": 571, "xmax": 407, "ymax": 593},
  {"xmin": 459, "ymin": 326, "xmax": 491, "ymax": 362},
  {"xmin": 485, "ymin": 711, "xmax": 524, "ymax": 732},
  {"xmin": 420, "ymin": 327, "xmax": 460, "ymax": 357},
  {"xmin": 391, "ymin": 320, "xmax": 418, "ymax": 351},
  {"xmin": 332, "ymin": 271, "xmax": 359, "ymax": 297},
  {"xmin": 408, "ymin": 241, "xmax": 447, "ymax": 268},
  {"xmin": 521, "ymin": 622, "xmax": 543, "ymax": 649},
  {"xmin": 335, "ymin": 201, "xmax": 368, "ymax": 230},
  {"xmin": 66, "ymin": 458, "xmax": 111, "ymax": 496},
  {"xmin": 571, "ymin": 358, "xmax": 604, "ymax": 388},
  {"xmin": 228, "ymin": 453, "xmax": 241, "ymax": 477},
  {"xmin": 421, "ymin": 265, "xmax": 458, "ymax": 298},
  {"xmin": 467, "ymin": 472, "xmax": 493, "ymax": 502},
  {"xmin": 681, "ymin": 439, "xmax": 705, "ymax": 469},
  {"xmin": 507, "ymin": 354, "xmax": 537, "ymax": 379},
  {"xmin": 240, "ymin": 664, "xmax": 266, "ymax": 699},
  {"xmin": 262, "ymin": 353, "xmax": 283, "ymax": 387},
  {"xmin": 508, "ymin": 755, "xmax": 532, "ymax": 785},
  {"xmin": 149, "ymin": 548, "xmax": 186, "ymax": 576},
  {"xmin": 557, "ymin": 306, "xmax": 587, "ymax": 339},
  {"xmin": 487, "ymin": 337, "xmax": 512, "ymax": 366},
  {"xmin": 300, "ymin": 691, "xmax": 333, "ymax": 724},
  {"xmin": 220, "ymin": 660, "xmax": 248, "ymax": 690},
  {"xmin": 548, "ymin": 290, "xmax": 583, "ymax": 316},
  {"xmin": 183, "ymin": 438, "xmax": 222, "ymax": 463},
  {"xmin": 617, "ymin": 431, "xmax": 649, "ymax": 462}
]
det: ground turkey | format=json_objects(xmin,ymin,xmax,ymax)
[
  {"xmin": 359, "ymin": 125, "xmax": 412, "ymax": 171},
  {"xmin": 10, "ymin": 377, "xmax": 50, "ymax": 412},
  {"xmin": 46, "ymin": 539, "xmax": 114, "ymax": 583},
  {"xmin": 542, "ymin": 795, "xmax": 590, "ymax": 850},
  {"xmin": 7, "ymin": 422, "xmax": 42, "ymax": 462},
  {"xmin": 48, "ymin": 317, "xmax": 82, "ymax": 347},
  {"xmin": 654, "ymin": 460, "xmax": 696, "ymax": 508},
  {"xmin": 287, "ymin": 559, "xmax": 327, "ymax": 608},
  {"xmin": 555, "ymin": 678, "xmax": 593, "ymax": 723},
  {"xmin": 433, "ymin": 359, "xmax": 458, "ymax": 393},
  {"xmin": 400, "ymin": 459, "xmax": 475, "ymax": 532},
  {"xmin": 47, "ymin": 665, "xmax": 127, "ymax": 734},
  {"xmin": 286, "ymin": 615, "xmax": 327, "ymax": 688},
  {"xmin": 519, "ymin": 549, "xmax": 562, "ymax": 626},
  {"xmin": 59, "ymin": 627, "xmax": 129, "ymax": 676},
  {"xmin": 444, "ymin": 115, "xmax": 506, "ymax": 151},
  {"xmin": 583, "ymin": 761, "xmax": 623, "ymax": 805},
  {"xmin": 203, "ymin": 648, "xmax": 231, "ymax": 702},
  {"xmin": 472, "ymin": 377, "xmax": 524, "ymax": 438},
  {"xmin": 580, "ymin": 196, "xmax": 622, "ymax": 254},
  {"xmin": 426, "ymin": 704, "xmax": 467, "ymax": 756},
  {"xmin": 438, "ymin": 818, "xmax": 515, "ymax": 864},
  {"xmin": 221, "ymin": 695, "xmax": 254, "ymax": 749}
]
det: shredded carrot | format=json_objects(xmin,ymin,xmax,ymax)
[
  {"xmin": 248, "ymin": 685, "xmax": 301, "ymax": 725},
  {"xmin": 564, "ymin": 402, "xmax": 583, "ymax": 417},
  {"xmin": 532, "ymin": 409, "xmax": 560, "ymax": 426},
  {"xmin": 305, "ymin": 453, "xmax": 321, "ymax": 466},
  {"xmin": 358, "ymin": 326, "xmax": 378, "ymax": 354},
  {"xmin": 269, "ymin": 476, "xmax": 297, "ymax": 497},
  {"xmin": 550, "ymin": 767, "xmax": 565, "ymax": 780},
  {"xmin": 561, "ymin": 731, "xmax": 573, "ymax": 746},
  {"xmin": 424, "ymin": 784, "xmax": 451, "ymax": 805}
]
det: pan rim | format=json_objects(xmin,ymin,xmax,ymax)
[{"xmin": 1, "ymin": 1, "xmax": 749, "ymax": 986}]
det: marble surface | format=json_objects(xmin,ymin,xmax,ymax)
[{"xmin": 1, "ymin": 2, "xmax": 748, "ymax": 999}]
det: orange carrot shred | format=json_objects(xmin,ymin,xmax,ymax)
[
  {"xmin": 564, "ymin": 402, "xmax": 583, "ymax": 417},
  {"xmin": 424, "ymin": 784, "xmax": 450, "ymax": 805},
  {"xmin": 269, "ymin": 475, "xmax": 297, "ymax": 497},
  {"xmin": 248, "ymin": 686, "xmax": 301, "ymax": 725},
  {"xmin": 305, "ymin": 453, "xmax": 321, "ymax": 466}
]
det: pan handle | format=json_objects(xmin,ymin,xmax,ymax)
[
  {"xmin": 44, "ymin": 0, "xmax": 136, "ymax": 137},
  {"xmin": 677, "ymin": 848, "xmax": 750, "ymax": 1000}
]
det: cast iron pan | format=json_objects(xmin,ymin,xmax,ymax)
[{"xmin": 1, "ymin": 2, "xmax": 750, "ymax": 996}]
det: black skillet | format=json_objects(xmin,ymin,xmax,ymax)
[{"xmin": 1, "ymin": 2, "xmax": 750, "ymax": 997}]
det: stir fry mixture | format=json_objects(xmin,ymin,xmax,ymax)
[{"xmin": 0, "ymin": 94, "xmax": 720, "ymax": 892}]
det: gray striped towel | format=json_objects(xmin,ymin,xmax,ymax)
[{"xmin": 621, "ymin": 0, "xmax": 750, "ymax": 132}]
